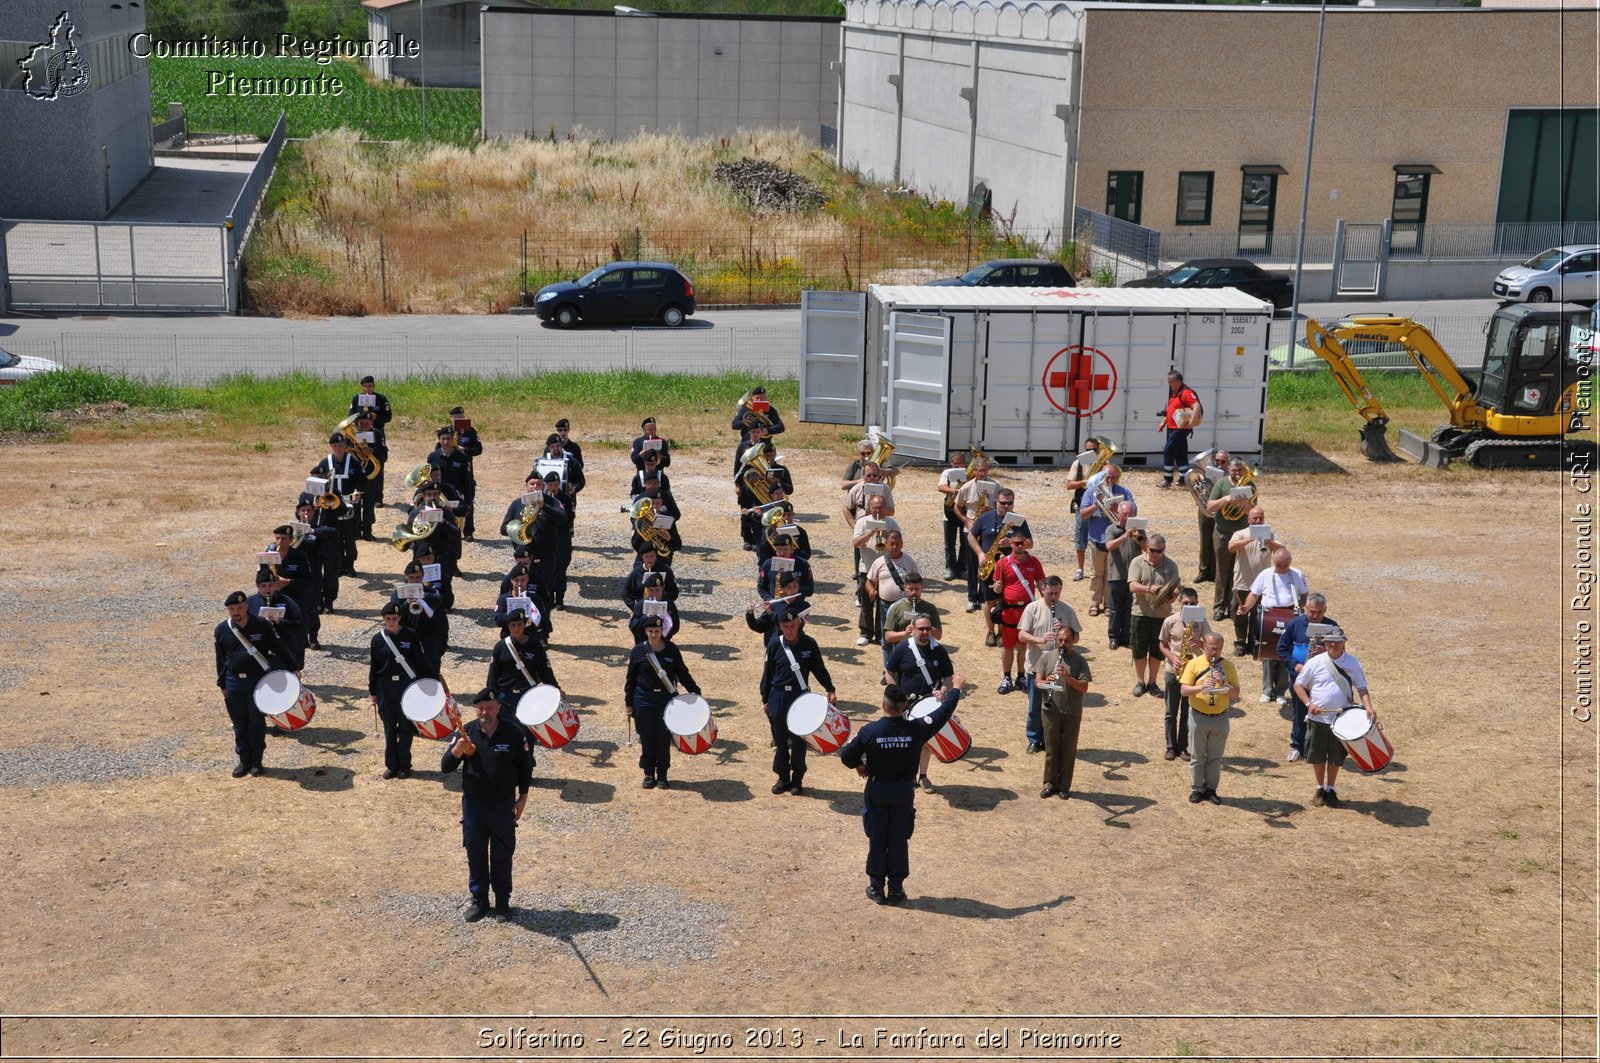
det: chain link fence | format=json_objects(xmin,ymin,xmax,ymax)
[{"xmin": 1269, "ymin": 314, "xmax": 1490, "ymax": 371}]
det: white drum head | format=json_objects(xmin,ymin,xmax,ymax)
[
  {"xmin": 253, "ymin": 670, "xmax": 301, "ymax": 715},
  {"xmin": 1332, "ymin": 709, "xmax": 1371, "ymax": 742},
  {"xmin": 400, "ymin": 678, "xmax": 447, "ymax": 723},
  {"xmin": 515, "ymin": 684, "xmax": 562, "ymax": 728},
  {"xmin": 785, "ymin": 692, "xmax": 830, "ymax": 737},
  {"xmin": 907, "ymin": 696, "xmax": 943, "ymax": 723},
  {"xmin": 664, "ymin": 694, "xmax": 710, "ymax": 736}
]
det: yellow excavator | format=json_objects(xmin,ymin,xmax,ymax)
[{"xmin": 1305, "ymin": 303, "xmax": 1598, "ymax": 469}]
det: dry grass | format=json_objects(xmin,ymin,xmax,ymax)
[{"xmin": 244, "ymin": 128, "xmax": 1056, "ymax": 315}]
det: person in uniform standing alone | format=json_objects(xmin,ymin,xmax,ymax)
[
  {"xmin": 760, "ymin": 610, "xmax": 838, "ymax": 796},
  {"xmin": 624, "ymin": 615, "xmax": 702, "ymax": 790},
  {"xmin": 213, "ymin": 591, "xmax": 292, "ymax": 778},
  {"xmin": 441, "ymin": 689, "xmax": 534, "ymax": 922},
  {"xmin": 838, "ymin": 673, "xmax": 967, "ymax": 905}
]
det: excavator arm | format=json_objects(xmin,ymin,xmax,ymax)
[{"xmin": 1303, "ymin": 318, "xmax": 1403, "ymax": 462}]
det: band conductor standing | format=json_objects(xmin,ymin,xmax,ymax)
[{"xmin": 441, "ymin": 689, "xmax": 534, "ymax": 923}]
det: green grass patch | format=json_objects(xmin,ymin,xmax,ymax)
[
  {"xmin": 1266, "ymin": 367, "xmax": 1449, "ymax": 449},
  {"xmin": 149, "ymin": 56, "xmax": 480, "ymax": 143},
  {"xmin": 0, "ymin": 367, "xmax": 189, "ymax": 432}
]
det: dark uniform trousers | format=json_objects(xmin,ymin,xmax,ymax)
[
  {"xmin": 943, "ymin": 503, "xmax": 962, "ymax": 571},
  {"xmin": 377, "ymin": 685, "xmax": 415, "ymax": 773},
  {"xmin": 1041, "ymin": 706, "xmax": 1083, "ymax": 793},
  {"xmin": 362, "ymin": 467, "xmax": 386, "ymax": 538},
  {"xmin": 224, "ymin": 673, "xmax": 267, "ymax": 768},
  {"xmin": 633, "ymin": 692, "xmax": 673, "ymax": 780},
  {"xmin": 863, "ymin": 778, "xmax": 917, "ymax": 885},
  {"xmin": 462, "ymin": 797, "xmax": 517, "ymax": 904},
  {"xmin": 767, "ymin": 688, "xmax": 809, "ymax": 786},
  {"xmin": 1196, "ymin": 510, "xmax": 1216, "ymax": 582}
]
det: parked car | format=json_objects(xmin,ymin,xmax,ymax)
[
  {"xmin": 1492, "ymin": 244, "xmax": 1600, "ymax": 304},
  {"xmin": 1123, "ymin": 258, "xmax": 1293, "ymax": 309},
  {"xmin": 533, "ymin": 261, "xmax": 695, "ymax": 328},
  {"xmin": 0, "ymin": 345, "xmax": 61, "ymax": 384},
  {"xmin": 927, "ymin": 259, "xmax": 1076, "ymax": 287}
]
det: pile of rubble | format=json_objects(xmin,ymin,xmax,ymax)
[{"xmin": 712, "ymin": 157, "xmax": 825, "ymax": 213}]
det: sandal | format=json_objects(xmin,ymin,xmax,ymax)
[{"xmin": 1088, "ymin": 606, "xmax": 1103, "ymax": 617}]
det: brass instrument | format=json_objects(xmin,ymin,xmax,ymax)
[
  {"xmin": 334, "ymin": 413, "xmax": 383, "ymax": 479},
  {"xmin": 737, "ymin": 442, "xmax": 775, "ymax": 508},
  {"xmin": 631, "ymin": 497, "xmax": 673, "ymax": 560},
  {"xmin": 1086, "ymin": 438, "xmax": 1121, "ymax": 479},
  {"xmin": 868, "ymin": 429, "xmax": 897, "ymax": 491},
  {"xmin": 390, "ymin": 511, "xmax": 440, "ymax": 551},
  {"xmin": 978, "ymin": 526, "xmax": 1015, "ymax": 582},
  {"xmin": 314, "ymin": 489, "xmax": 343, "ymax": 513},
  {"xmin": 506, "ymin": 493, "xmax": 543, "ymax": 546},
  {"xmin": 1219, "ymin": 465, "xmax": 1259, "ymax": 522},
  {"xmin": 1086, "ymin": 438, "xmax": 1124, "ymax": 522},
  {"xmin": 1181, "ymin": 449, "xmax": 1219, "ymax": 514},
  {"xmin": 1177, "ymin": 619, "xmax": 1201, "ymax": 672},
  {"xmin": 964, "ymin": 445, "xmax": 987, "ymax": 481},
  {"xmin": 736, "ymin": 391, "xmax": 774, "ymax": 432},
  {"xmin": 403, "ymin": 462, "xmax": 433, "ymax": 491},
  {"xmin": 762, "ymin": 506, "xmax": 790, "ymax": 549}
]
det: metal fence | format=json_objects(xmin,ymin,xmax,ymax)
[
  {"xmin": 0, "ymin": 220, "xmax": 231, "ymax": 312},
  {"xmin": 1132, "ymin": 221, "xmax": 1598, "ymax": 268},
  {"xmin": 1269, "ymin": 314, "xmax": 1489, "ymax": 371},
  {"xmin": 225, "ymin": 111, "xmax": 287, "ymax": 270}
]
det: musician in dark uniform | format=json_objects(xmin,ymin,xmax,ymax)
[
  {"xmin": 757, "ymin": 536, "xmax": 814, "ymax": 600},
  {"xmin": 392, "ymin": 561, "xmax": 446, "ymax": 668},
  {"xmin": 540, "ymin": 433, "xmax": 585, "ymax": 542},
  {"xmin": 449, "ymin": 407, "xmax": 484, "ymax": 539},
  {"xmin": 629, "ymin": 473, "xmax": 683, "ymax": 556},
  {"xmin": 838, "ymin": 674, "xmax": 967, "ymax": 904},
  {"xmin": 369, "ymin": 603, "xmax": 435, "ymax": 779},
  {"xmin": 213, "ymin": 591, "xmax": 292, "ymax": 778},
  {"xmin": 754, "ymin": 498, "xmax": 811, "ymax": 566},
  {"xmin": 293, "ymin": 500, "xmax": 340, "ymax": 618},
  {"xmin": 631, "ymin": 416, "xmax": 670, "ymax": 479},
  {"xmin": 351, "ymin": 407, "xmax": 387, "ymax": 541},
  {"xmin": 268, "ymin": 524, "xmax": 318, "ymax": 648},
  {"xmin": 495, "ymin": 564, "xmax": 551, "ymax": 644},
  {"xmin": 441, "ymin": 688, "xmax": 534, "ymax": 922},
  {"xmin": 622, "ymin": 546, "xmax": 678, "ymax": 613},
  {"xmin": 746, "ymin": 572, "xmax": 807, "ymax": 645},
  {"xmin": 248, "ymin": 567, "xmax": 306, "ymax": 671},
  {"xmin": 310, "ymin": 434, "xmax": 368, "ymax": 577},
  {"xmin": 732, "ymin": 385, "xmax": 785, "ymax": 471},
  {"xmin": 428, "ymin": 428, "xmax": 476, "ymax": 539},
  {"xmin": 624, "ymin": 615, "xmax": 702, "ymax": 790},
  {"xmin": 349, "ymin": 375, "xmax": 393, "ymax": 429},
  {"xmin": 488, "ymin": 612, "xmax": 559, "ymax": 708},
  {"xmin": 759, "ymin": 610, "xmax": 837, "ymax": 796},
  {"xmin": 627, "ymin": 573, "xmax": 682, "ymax": 645},
  {"xmin": 553, "ymin": 417, "xmax": 583, "ymax": 470}
]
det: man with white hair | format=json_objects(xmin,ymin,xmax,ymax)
[
  {"xmin": 1240, "ymin": 547, "xmax": 1307, "ymax": 703},
  {"xmin": 1294, "ymin": 627, "xmax": 1376, "ymax": 808}
]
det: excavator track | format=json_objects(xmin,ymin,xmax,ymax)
[{"xmin": 1461, "ymin": 437, "xmax": 1591, "ymax": 470}]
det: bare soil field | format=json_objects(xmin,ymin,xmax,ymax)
[{"xmin": 1, "ymin": 412, "xmax": 1593, "ymax": 1062}]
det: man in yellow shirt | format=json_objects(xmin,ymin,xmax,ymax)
[{"xmin": 1178, "ymin": 633, "xmax": 1240, "ymax": 805}]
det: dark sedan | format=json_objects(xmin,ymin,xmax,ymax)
[
  {"xmin": 927, "ymin": 259, "xmax": 1077, "ymax": 287},
  {"xmin": 1123, "ymin": 258, "xmax": 1293, "ymax": 309},
  {"xmin": 533, "ymin": 261, "xmax": 696, "ymax": 328}
]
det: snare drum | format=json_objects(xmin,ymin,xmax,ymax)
[
  {"xmin": 663, "ymin": 694, "xmax": 717, "ymax": 755},
  {"xmin": 1331, "ymin": 709, "xmax": 1394, "ymax": 774},
  {"xmin": 908, "ymin": 695, "xmax": 972, "ymax": 763},
  {"xmin": 400, "ymin": 678, "xmax": 461, "ymax": 741},
  {"xmin": 1257, "ymin": 606, "xmax": 1298, "ymax": 660},
  {"xmin": 515, "ymin": 684, "xmax": 580, "ymax": 749},
  {"xmin": 253, "ymin": 670, "xmax": 316, "ymax": 731},
  {"xmin": 786, "ymin": 692, "xmax": 852, "ymax": 755}
]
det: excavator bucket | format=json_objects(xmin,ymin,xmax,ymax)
[
  {"xmin": 1395, "ymin": 428, "xmax": 1450, "ymax": 468},
  {"xmin": 1358, "ymin": 419, "xmax": 1401, "ymax": 463}
]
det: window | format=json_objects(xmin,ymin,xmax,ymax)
[
  {"xmin": 1106, "ymin": 171, "xmax": 1143, "ymax": 224},
  {"xmin": 1176, "ymin": 171, "xmax": 1213, "ymax": 225},
  {"xmin": 1496, "ymin": 108, "xmax": 1600, "ymax": 254},
  {"xmin": 630, "ymin": 269, "xmax": 664, "ymax": 287},
  {"xmin": 1390, "ymin": 167, "xmax": 1435, "ymax": 254},
  {"xmin": 594, "ymin": 270, "xmax": 627, "ymax": 290},
  {"xmin": 1238, "ymin": 167, "xmax": 1283, "ymax": 254}
]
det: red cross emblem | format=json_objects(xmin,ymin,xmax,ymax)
[
  {"xmin": 1042, "ymin": 345, "xmax": 1117, "ymax": 415},
  {"xmin": 1030, "ymin": 289, "xmax": 1091, "ymax": 299}
]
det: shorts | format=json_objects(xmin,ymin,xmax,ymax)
[
  {"xmin": 1305, "ymin": 719, "xmax": 1347, "ymax": 765},
  {"xmin": 999, "ymin": 604, "xmax": 1024, "ymax": 649},
  {"xmin": 1130, "ymin": 615, "xmax": 1164, "ymax": 658}
]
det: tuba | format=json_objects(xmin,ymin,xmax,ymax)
[
  {"xmin": 868, "ymin": 429, "xmax": 897, "ymax": 491},
  {"xmin": 390, "ymin": 512, "xmax": 439, "ymax": 551},
  {"xmin": 736, "ymin": 391, "xmax": 774, "ymax": 432},
  {"xmin": 1219, "ymin": 465, "xmax": 1259, "ymax": 522},
  {"xmin": 506, "ymin": 493, "xmax": 543, "ymax": 546},
  {"xmin": 1086, "ymin": 438, "xmax": 1121, "ymax": 479},
  {"xmin": 631, "ymin": 497, "xmax": 673, "ymax": 560},
  {"xmin": 334, "ymin": 414, "xmax": 382, "ymax": 479},
  {"xmin": 737, "ymin": 443, "xmax": 775, "ymax": 507},
  {"xmin": 1181, "ymin": 449, "xmax": 1219, "ymax": 514}
]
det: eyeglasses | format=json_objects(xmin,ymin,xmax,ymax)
[{"xmin": 1148, "ymin": 548, "xmax": 1165, "ymax": 553}]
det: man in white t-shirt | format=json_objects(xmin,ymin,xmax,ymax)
[
  {"xmin": 1293, "ymin": 628, "xmax": 1375, "ymax": 809},
  {"xmin": 851, "ymin": 493, "xmax": 901, "ymax": 646},
  {"xmin": 1241, "ymin": 547, "xmax": 1307, "ymax": 703},
  {"xmin": 866, "ymin": 532, "xmax": 922, "ymax": 665}
]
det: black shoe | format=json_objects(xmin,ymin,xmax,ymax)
[
  {"xmin": 1206, "ymin": 789, "xmax": 1222, "ymax": 805},
  {"xmin": 1058, "ymin": 789, "xmax": 1071, "ymax": 800},
  {"xmin": 248, "ymin": 764, "xmax": 265, "ymax": 777},
  {"xmin": 309, "ymin": 640, "xmax": 322, "ymax": 651},
  {"xmin": 382, "ymin": 769, "xmax": 398, "ymax": 780},
  {"xmin": 463, "ymin": 534, "xmax": 476, "ymax": 543},
  {"xmin": 886, "ymin": 884, "xmax": 908, "ymax": 904},
  {"xmin": 790, "ymin": 783, "xmax": 805, "ymax": 796},
  {"xmin": 493, "ymin": 901, "xmax": 514, "ymax": 921},
  {"xmin": 997, "ymin": 676, "xmax": 1014, "ymax": 695},
  {"xmin": 1132, "ymin": 683, "xmax": 1146, "ymax": 697},
  {"xmin": 919, "ymin": 774, "xmax": 935, "ymax": 794},
  {"xmin": 464, "ymin": 900, "xmax": 490, "ymax": 923},
  {"xmin": 1323, "ymin": 789, "xmax": 1342, "ymax": 808},
  {"xmin": 657, "ymin": 778, "xmax": 670, "ymax": 790},
  {"xmin": 1212, "ymin": 606, "xmax": 1227, "ymax": 621},
  {"xmin": 1164, "ymin": 749, "xmax": 1176, "ymax": 760},
  {"xmin": 1040, "ymin": 784, "xmax": 1057, "ymax": 799},
  {"xmin": 1189, "ymin": 789, "xmax": 1204, "ymax": 803},
  {"xmin": 1312, "ymin": 789, "xmax": 1326, "ymax": 807},
  {"xmin": 231, "ymin": 761, "xmax": 249, "ymax": 778},
  {"xmin": 1195, "ymin": 574, "xmax": 1214, "ymax": 584},
  {"xmin": 1026, "ymin": 741, "xmax": 1043, "ymax": 754},
  {"xmin": 771, "ymin": 780, "xmax": 790, "ymax": 795},
  {"xmin": 642, "ymin": 776, "xmax": 657, "ymax": 789},
  {"xmin": 866, "ymin": 882, "xmax": 888, "ymax": 905}
]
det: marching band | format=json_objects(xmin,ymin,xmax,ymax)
[{"xmin": 214, "ymin": 376, "xmax": 1384, "ymax": 915}]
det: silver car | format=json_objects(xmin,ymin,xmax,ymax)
[
  {"xmin": 0, "ymin": 345, "xmax": 62, "ymax": 385},
  {"xmin": 1492, "ymin": 244, "xmax": 1600, "ymax": 304}
]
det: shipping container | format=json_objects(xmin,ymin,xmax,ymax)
[{"xmin": 799, "ymin": 286, "xmax": 1272, "ymax": 467}]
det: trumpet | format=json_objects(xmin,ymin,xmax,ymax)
[
  {"xmin": 1219, "ymin": 465, "xmax": 1259, "ymax": 522},
  {"xmin": 408, "ymin": 598, "xmax": 425, "ymax": 615},
  {"xmin": 334, "ymin": 414, "xmax": 382, "ymax": 479}
]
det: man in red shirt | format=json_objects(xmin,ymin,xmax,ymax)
[
  {"xmin": 991, "ymin": 537, "xmax": 1047, "ymax": 694},
  {"xmin": 1159, "ymin": 370, "xmax": 1203, "ymax": 490}
]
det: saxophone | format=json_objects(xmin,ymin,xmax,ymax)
[
  {"xmin": 978, "ymin": 527, "xmax": 1015, "ymax": 581},
  {"xmin": 1177, "ymin": 619, "xmax": 1201, "ymax": 672}
]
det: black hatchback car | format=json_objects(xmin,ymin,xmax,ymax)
[
  {"xmin": 927, "ymin": 259, "xmax": 1077, "ymax": 287},
  {"xmin": 533, "ymin": 261, "xmax": 696, "ymax": 327},
  {"xmin": 1123, "ymin": 258, "xmax": 1293, "ymax": 309}
]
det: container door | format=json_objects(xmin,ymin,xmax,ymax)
[
  {"xmin": 799, "ymin": 290, "xmax": 868, "ymax": 424},
  {"xmin": 1173, "ymin": 310, "xmax": 1269, "ymax": 459},
  {"xmin": 884, "ymin": 311, "xmax": 952, "ymax": 462},
  {"xmin": 1077, "ymin": 311, "xmax": 1179, "ymax": 461}
]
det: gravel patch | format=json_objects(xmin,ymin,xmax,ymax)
[
  {"xmin": 0, "ymin": 737, "xmax": 228, "ymax": 788},
  {"xmin": 355, "ymin": 884, "xmax": 728, "ymax": 969}
]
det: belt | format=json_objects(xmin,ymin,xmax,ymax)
[
  {"xmin": 1192, "ymin": 707, "xmax": 1226, "ymax": 717},
  {"xmin": 779, "ymin": 684, "xmax": 796, "ymax": 692}
]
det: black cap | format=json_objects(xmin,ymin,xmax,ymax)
[
  {"xmin": 512, "ymin": 545, "xmax": 531, "ymax": 559},
  {"xmin": 505, "ymin": 609, "xmax": 529, "ymax": 624},
  {"xmin": 751, "ymin": 385, "xmax": 766, "ymax": 395},
  {"xmin": 328, "ymin": 433, "xmax": 344, "ymax": 444},
  {"xmin": 450, "ymin": 405, "xmax": 465, "ymax": 416},
  {"xmin": 360, "ymin": 375, "xmax": 375, "ymax": 385},
  {"xmin": 544, "ymin": 472, "xmax": 560, "ymax": 483},
  {"xmin": 643, "ymin": 573, "xmax": 663, "ymax": 588},
  {"xmin": 472, "ymin": 687, "xmax": 496, "ymax": 705},
  {"xmin": 555, "ymin": 417, "xmax": 571, "ymax": 429},
  {"xmin": 642, "ymin": 614, "xmax": 664, "ymax": 628},
  {"xmin": 254, "ymin": 567, "xmax": 274, "ymax": 585},
  {"xmin": 883, "ymin": 685, "xmax": 910, "ymax": 707},
  {"xmin": 414, "ymin": 542, "xmax": 436, "ymax": 558},
  {"xmin": 546, "ymin": 432, "xmax": 561, "ymax": 445},
  {"xmin": 273, "ymin": 524, "xmax": 293, "ymax": 536},
  {"xmin": 436, "ymin": 427, "xmax": 453, "ymax": 438},
  {"xmin": 641, "ymin": 416, "xmax": 655, "ymax": 427},
  {"xmin": 643, "ymin": 471, "xmax": 660, "ymax": 483},
  {"xmin": 403, "ymin": 561, "xmax": 423, "ymax": 575},
  {"xmin": 224, "ymin": 590, "xmax": 248, "ymax": 607},
  {"xmin": 380, "ymin": 602, "xmax": 400, "ymax": 616}
]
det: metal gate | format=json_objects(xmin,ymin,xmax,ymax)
[{"xmin": 1330, "ymin": 219, "xmax": 1392, "ymax": 297}]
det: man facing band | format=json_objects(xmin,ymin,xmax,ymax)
[
  {"xmin": 624, "ymin": 614, "xmax": 701, "ymax": 790},
  {"xmin": 442, "ymin": 689, "xmax": 533, "ymax": 923},
  {"xmin": 839, "ymin": 673, "xmax": 967, "ymax": 905}
]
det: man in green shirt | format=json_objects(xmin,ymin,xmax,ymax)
[
  {"xmin": 1204, "ymin": 458, "xmax": 1253, "ymax": 621},
  {"xmin": 1035, "ymin": 625, "xmax": 1092, "ymax": 800}
]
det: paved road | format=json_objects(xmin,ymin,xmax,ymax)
[{"xmin": 0, "ymin": 299, "xmax": 1507, "ymax": 383}]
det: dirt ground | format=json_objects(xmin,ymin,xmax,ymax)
[{"xmin": 1, "ymin": 411, "xmax": 1593, "ymax": 1062}]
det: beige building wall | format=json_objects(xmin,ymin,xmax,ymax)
[{"xmin": 1077, "ymin": 7, "xmax": 1599, "ymax": 238}]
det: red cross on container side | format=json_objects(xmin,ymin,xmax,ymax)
[{"xmin": 1042, "ymin": 346, "xmax": 1118, "ymax": 416}]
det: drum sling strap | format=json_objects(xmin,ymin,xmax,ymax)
[
  {"xmin": 1328, "ymin": 659, "xmax": 1358, "ymax": 709},
  {"xmin": 503, "ymin": 636, "xmax": 539, "ymax": 689},
  {"xmin": 382, "ymin": 632, "xmax": 417, "ymax": 682},
  {"xmin": 644, "ymin": 651, "xmax": 678, "ymax": 696},
  {"xmin": 884, "ymin": 558, "xmax": 906, "ymax": 593},
  {"xmin": 230, "ymin": 625, "xmax": 271, "ymax": 671},
  {"xmin": 907, "ymin": 641, "xmax": 935, "ymax": 691},
  {"xmin": 780, "ymin": 642, "xmax": 809, "ymax": 692}
]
